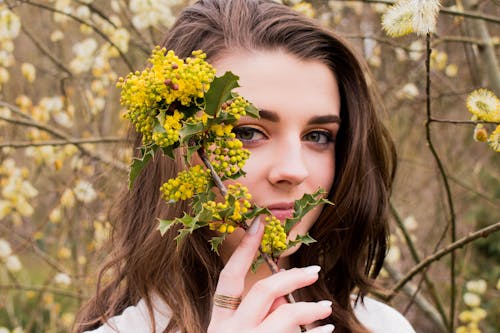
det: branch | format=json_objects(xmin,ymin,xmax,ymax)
[
  {"xmin": 0, "ymin": 284, "xmax": 84, "ymax": 300},
  {"xmin": 346, "ymin": 0, "xmax": 500, "ymax": 24},
  {"xmin": 389, "ymin": 203, "xmax": 448, "ymax": 328},
  {"xmin": 197, "ymin": 146, "xmax": 305, "ymax": 330},
  {"xmin": 382, "ymin": 264, "xmax": 447, "ymax": 332},
  {"xmin": 388, "ymin": 221, "xmax": 500, "ymax": 297},
  {"xmin": 18, "ymin": 0, "xmax": 134, "ymax": 71},
  {"xmin": 0, "ymin": 113, "xmax": 128, "ymax": 172},
  {"xmin": 423, "ymin": 33, "xmax": 457, "ymax": 332},
  {"xmin": 429, "ymin": 118, "xmax": 500, "ymax": 125},
  {"xmin": 20, "ymin": 25, "xmax": 72, "ymax": 77},
  {"xmin": 0, "ymin": 137, "xmax": 128, "ymax": 148}
]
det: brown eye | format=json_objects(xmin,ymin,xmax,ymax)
[
  {"xmin": 303, "ymin": 131, "xmax": 333, "ymax": 144},
  {"xmin": 233, "ymin": 126, "xmax": 265, "ymax": 142}
]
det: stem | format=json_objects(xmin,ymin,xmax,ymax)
[
  {"xmin": 197, "ymin": 147, "xmax": 305, "ymax": 329},
  {"xmin": 424, "ymin": 33, "xmax": 456, "ymax": 332}
]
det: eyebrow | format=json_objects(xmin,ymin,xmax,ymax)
[{"xmin": 259, "ymin": 109, "xmax": 341, "ymax": 125}]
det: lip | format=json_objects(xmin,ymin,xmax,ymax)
[{"xmin": 266, "ymin": 202, "xmax": 295, "ymax": 221}]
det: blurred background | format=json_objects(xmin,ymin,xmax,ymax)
[{"xmin": 0, "ymin": 0, "xmax": 498, "ymax": 332}]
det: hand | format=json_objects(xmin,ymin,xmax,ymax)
[{"xmin": 208, "ymin": 218, "xmax": 334, "ymax": 333}]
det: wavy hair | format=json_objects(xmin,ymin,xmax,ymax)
[{"xmin": 75, "ymin": 0, "xmax": 397, "ymax": 332}]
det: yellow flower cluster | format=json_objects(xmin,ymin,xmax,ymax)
[
  {"xmin": 466, "ymin": 89, "xmax": 500, "ymax": 153},
  {"xmin": 209, "ymin": 138, "xmax": 250, "ymax": 178},
  {"xmin": 118, "ymin": 47, "xmax": 215, "ymax": 145},
  {"xmin": 160, "ymin": 165, "xmax": 210, "ymax": 202},
  {"xmin": 152, "ymin": 110, "xmax": 184, "ymax": 147},
  {"xmin": 261, "ymin": 215, "xmax": 287, "ymax": 254},
  {"xmin": 223, "ymin": 96, "xmax": 249, "ymax": 119},
  {"xmin": 205, "ymin": 184, "xmax": 252, "ymax": 233}
]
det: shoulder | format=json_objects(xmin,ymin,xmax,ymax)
[
  {"xmin": 353, "ymin": 296, "xmax": 416, "ymax": 333},
  {"xmin": 83, "ymin": 294, "xmax": 173, "ymax": 333}
]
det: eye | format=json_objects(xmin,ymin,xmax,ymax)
[
  {"xmin": 233, "ymin": 126, "xmax": 266, "ymax": 142},
  {"xmin": 303, "ymin": 130, "xmax": 334, "ymax": 144}
]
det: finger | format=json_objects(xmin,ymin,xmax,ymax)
[
  {"xmin": 234, "ymin": 266, "xmax": 321, "ymax": 326},
  {"xmin": 211, "ymin": 217, "xmax": 264, "ymax": 321},
  {"xmin": 305, "ymin": 324, "xmax": 336, "ymax": 333},
  {"xmin": 257, "ymin": 301, "xmax": 332, "ymax": 333}
]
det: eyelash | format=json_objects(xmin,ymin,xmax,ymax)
[{"xmin": 232, "ymin": 126, "xmax": 335, "ymax": 145}]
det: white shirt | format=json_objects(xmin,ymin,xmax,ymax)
[{"xmin": 85, "ymin": 294, "xmax": 415, "ymax": 333}]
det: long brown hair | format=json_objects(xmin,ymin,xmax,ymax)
[{"xmin": 75, "ymin": 0, "xmax": 397, "ymax": 332}]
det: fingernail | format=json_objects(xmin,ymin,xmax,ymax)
[
  {"xmin": 304, "ymin": 265, "xmax": 321, "ymax": 275},
  {"xmin": 317, "ymin": 300, "xmax": 332, "ymax": 308},
  {"xmin": 247, "ymin": 217, "xmax": 260, "ymax": 235},
  {"xmin": 319, "ymin": 324, "xmax": 335, "ymax": 333}
]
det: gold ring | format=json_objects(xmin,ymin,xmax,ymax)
[{"xmin": 213, "ymin": 293, "xmax": 242, "ymax": 310}]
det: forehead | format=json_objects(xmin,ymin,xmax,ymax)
[{"xmin": 212, "ymin": 49, "xmax": 341, "ymax": 119}]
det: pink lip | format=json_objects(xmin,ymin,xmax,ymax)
[{"xmin": 267, "ymin": 202, "xmax": 294, "ymax": 221}]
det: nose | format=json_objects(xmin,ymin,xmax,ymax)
[{"xmin": 267, "ymin": 142, "xmax": 309, "ymax": 186}]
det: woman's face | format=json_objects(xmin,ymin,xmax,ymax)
[{"xmin": 213, "ymin": 49, "xmax": 341, "ymax": 258}]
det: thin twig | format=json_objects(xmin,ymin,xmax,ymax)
[
  {"xmin": 18, "ymin": 0, "xmax": 134, "ymax": 71},
  {"xmin": 0, "ymin": 114, "xmax": 128, "ymax": 172},
  {"xmin": 388, "ymin": 221, "xmax": 500, "ymax": 297},
  {"xmin": 349, "ymin": 0, "xmax": 500, "ymax": 24},
  {"xmin": 423, "ymin": 32, "xmax": 457, "ymax": 332},
  {"xmin": 0, "ymin": 284, "xmax": 84, "ymax": 300},
  {"xmin": 389, "ymin": 203, "xmax": 448, "ymax": 328},
  {"xmin": 383, "ymin": 264, "xmax": 447, "ymax": 332},
  {"xmin": 21, "ymin": 25, "xmax": 72, "ymax": 77},
  {"xmin": 1, "ymin": 137, "xmax": 128, "ymax": 148},
  {"xmin": 197, "ymin": 146, "xmax": 305, "ymax": 330},
  {"xmin": 429, "ymin": 118, "xmax": 500, "ymax": 125}
]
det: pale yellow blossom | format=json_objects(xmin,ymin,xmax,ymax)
[
  {"xmin": 54, "ymin": 272, "xmax": 72, "ymax": 286},
  {"xmin": 5, "ymin": 254, "xmax": 22, "ymax": 272},
  {"xmin": 466, "ymin": 279, "xmax": 487, "ymax": 294},
  {"xmin": 21, "ymin": 62, "xmax": 36, "ymax": 82},
  {"xmin": 445, "ymin": 64, "xmax": 458, "ymax": 77},
  {"xmin": 73, "ymin": 180, "xmax": 97, "ymax": 203},
  {"xmin": 463, "ymin": 292, "xmax": 481, "ymax": 307},
  {"xmin": 50, "ymin": 30, "xmax": 64, "ymax": 42},
  {"xmin": 0, "ymin": 239, "xmax": 12, "ymax": 259},
  {"xmin": 60, "ymin": 188, "xmax": 75, "ymax": 208},
  {"xmin": 0, "ymin": 8, "xmax": 21, "ymax": 40}
]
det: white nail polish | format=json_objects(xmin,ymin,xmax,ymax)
[
  {"xmin": 247, "ymin": 217, "xmax": 260, "ymax": 235},
  {"xmin": 318, "ymin": 300, "xmax": 332, "ymax": 308},
  {"xmin": 320, "ymin": 324, "xmax": 335, "ymax": 333},
  {"xmin": 304, "ymin": 265, "xmax": 321, "ymax": 275}
]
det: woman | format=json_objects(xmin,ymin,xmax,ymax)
[{"xmin": 75, "ymin": 0, "xmax": 415, "ymax": 332}]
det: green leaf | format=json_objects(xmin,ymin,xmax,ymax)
[
  {"xmin": 128, "ymin": 146, "xmax": 156, "ymax": 189},
  {"xmin": 186, "ymin": 144, "xmax": 201, "ymax": 162},
  {"xmin": 158, "ymin": 218, "xmax": 178, "ymax": 236},
  {"xmin": 209, "ymin": 235, "xmax": 226, "ymax": 254},
  {"xmin": 284, "ymin": 189, "xmax": 333, "ymax": 233},
  {"xmin": 288, "ymin": 233, "xmax": 317, "ymax": 248},
  {"xmin": 161, "ymin": 145, "xmax": 175, "ymax": 159},
  {"xmin": 204, "ymin": 71, "xmax": 240, "ymax": 117},
  {"xmin": 251, "ymin": 255, "xmax": 265, "ymax": 273},
  {"xmin": 179, "ymin": 120, "xmax": 205, "ymax": 145},
  {"xmin": 245, "ymin": 102, "xmax": 260, "ymax": 119}
]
